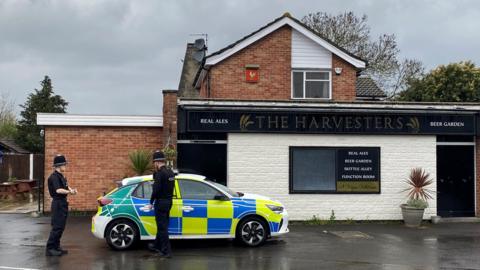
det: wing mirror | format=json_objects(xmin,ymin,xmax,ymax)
[{"xmin": 214, "ymin": 194, "xmax": 230, "ymax": 201}]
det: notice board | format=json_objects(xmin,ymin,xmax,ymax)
[{"xmin": 336, "ymin": 147, "xmax": 380, "ymax": 193}]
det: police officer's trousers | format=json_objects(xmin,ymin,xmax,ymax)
[
  {"xmin": 153, "ymin": 199, "xmax": 172, "ymax": 255},
  {"xmin": 46, "ymin": 199, "xmax": 68, "ymax": 250}
]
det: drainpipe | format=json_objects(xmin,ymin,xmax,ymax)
[
  {"xmin": 206, "ymin": 68, "xmax": 211, "ymax": 98},
  {"xmin": 39, "ymin": 127, "xmax": 45, "ymax": 215}
]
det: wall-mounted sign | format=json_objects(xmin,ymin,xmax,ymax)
[
  {"xmin": 336, "ymin": 148, "xmax": 380, "ymax": 193},
  {"xmin": 185, "ymin": 110, "xmax": 476, "ymax": 135},
  {"xmin": 245, "ymin": 69, "xmax": 259, "ymax": 83}
]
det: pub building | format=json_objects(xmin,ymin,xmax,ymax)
[{"xmin": 38, "ymin": 14, "xmax": 480, "ymax": 221}]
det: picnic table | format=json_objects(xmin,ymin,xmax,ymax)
[
  {"xmin": 0, "ymin": 179, "xmax": 36, "ymax": 200},
  {"xmin": 0, "ymin": 182, "xmax": 18, "ymax": 200},
  {"xmin": 14, "ymin": 179, "xmax": 36, "ymax": 193}
]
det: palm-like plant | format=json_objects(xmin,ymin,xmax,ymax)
[
  {"xmin": 128, "ymin": 149, "xmax": 152, "ymax": 175},
  {"xmin": 403, "ymin": 168, "xmax": 434, "ymax": 202}
]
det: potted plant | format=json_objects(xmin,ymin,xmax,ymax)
[
  {"xmin": 400, "ymin": 168, "xmax": 434, "ymax": 227},
  {"xmin": 163, "ymin": 145, "xmax": 177, "ymax": 168},
  {"xmin": 128, "ymin": 149, "xmax": 152, "ymax": 176}
]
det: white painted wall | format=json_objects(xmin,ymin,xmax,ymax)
[
  {"xmin": 228, "ymin": 133, "xmax": 437, "ymax": 220},
  {"xmin": 291, "ymin": 29, "xmax": 332, "ymax": 69}
]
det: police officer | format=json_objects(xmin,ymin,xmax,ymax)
[
  {"xmin": 45, "ymin": 154, "xmax": 77, "ymax": 256},
  {"xmin": 147, "ymin": 150, "xmax": 175, "ymax": 258}
]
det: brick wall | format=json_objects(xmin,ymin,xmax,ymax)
[
  {"xmin": 201, "ymin": 26, "xmax": 292, "ymax": 100},
  {"xmin": 332, "ymin": 54, "xmax": 357, "ymax": 101},
  {"xmin": 44, "ymin": 126, "xmax": 162, "ymax": 211},
  {"xmin": 199, "ymin": 26, "xmax": 358, "ymax": 102},
  {"xmin": 228, "ymin": 133, "xmax": 437, "ymax": 220}
]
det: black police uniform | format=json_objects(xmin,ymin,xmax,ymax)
[
  {"xmin": 150, "ymin": 165, "xmax": 175, "ymax": 255},
  {"xmin": 46, "ymin": 170, "xmax": 69, "ymax": 252}
]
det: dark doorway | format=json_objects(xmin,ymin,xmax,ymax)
[
  {"xmin": 437, "ymin": 145, "xmax": 475, "ymax": 217},
  {"xmin": 177, "ymin": 143, "xmax": 227, "ymax": 185}
]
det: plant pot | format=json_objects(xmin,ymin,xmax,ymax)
[{"xmin": 400, "ymin": 204, "xmax": 425, "ymax": 227}]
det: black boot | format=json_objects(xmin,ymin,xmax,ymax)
[
  {"xmin": 46, "ymin": 249, "xmax": 63, "ymax": 256},
  {"xmin": 157, "ymin": 253, "xmax": 172, "ymax": 259},
  {"xmin": 57, "ymin": 247, "xmax": 68, "ymax": 255},
  {"xmin": 147, "ymin": 243, "xmax": 161, "ymax": 253}
]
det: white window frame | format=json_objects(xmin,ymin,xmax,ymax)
[{"xmin": 291, "ymin": 70, "xmax": 332, "ymax": 100}]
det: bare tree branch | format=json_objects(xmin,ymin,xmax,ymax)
[
  {"xmin": 0, "ymin": 92, "xmax": 17, "ymax": 139},
  {"xmin": 0, "ymin": 92, "xmax": 16, "ymax": 123},
  {"xmin": 302, "ymin": 11, "xmax": 424, "ymax": 98}
]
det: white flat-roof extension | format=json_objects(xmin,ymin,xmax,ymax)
[{"xmin": 36, "ymin": 113, "xmax": 163, "ymax": 127}]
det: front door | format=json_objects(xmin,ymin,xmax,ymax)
[{"xmin": 437, "ymin": 145, "xmax": 475, "ymax": 217}]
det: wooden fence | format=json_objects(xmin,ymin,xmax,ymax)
[{"xmin": 0, "ymin": 153, "xmax": 44, "ymax": 182}]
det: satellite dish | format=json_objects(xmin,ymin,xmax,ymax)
[
  {"xmin": 193, "ymin": 50, "xmax": 206, "ymax": 62},
  {"xmin": 194, "ymin": 39, "xmax": 206, "ymax": 50}
]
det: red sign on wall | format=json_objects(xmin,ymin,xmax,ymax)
[{"xmin": 245, "ymin": 69, "xmax": 259, "ymax": 83}]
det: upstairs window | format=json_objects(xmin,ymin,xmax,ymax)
[{"xmin": 292, "ymin": 70, "xmax": 331, "ymax": 99}]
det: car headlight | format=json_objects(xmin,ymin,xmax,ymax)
[{"xmin": 266, "ymin": 204, "xmax": 284, "ymax": 214}]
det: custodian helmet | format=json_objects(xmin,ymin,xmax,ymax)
[
  {"xmin": 152, "ymin": 150, "xmax": 165, "ymax": 162},
  {"xmin": 53, "ymin": 154, "xmax": 67, "ymax": 167}
]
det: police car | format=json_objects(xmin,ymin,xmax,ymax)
[{"xmin": 91, "ymin": 173, "xmax": 289, "ymax": 249}]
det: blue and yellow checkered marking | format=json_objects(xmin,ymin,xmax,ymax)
[
  {"xmin": 182, "ymin": 199, "xmax": 207, "ymax": 217},
  {"xmin": 181, "ymin": 199, "xmax": 235, "ymax": 234},
  {"xmin": 131, "ymin": 197, "xmax": 182, "ymax": 235},
  {"xmin": 208, "ymin": 218, "xmax": 232, "ymax": 234},
  {"xmin": 168, "ymin": 218, "xmax": 182, "ymax": 235},
  {"xmin": 132, "ymin": 196, "xmax": 283, "ymax": 236}
]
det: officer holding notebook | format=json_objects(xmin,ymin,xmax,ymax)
[{"xmin": 147, "ymin": 150, "xmax": 175, "ymax": 258}]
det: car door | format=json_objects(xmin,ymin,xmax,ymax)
[
  {"xmin": 131, "ymin": 181, "xmax": 181, "ymax": 236},
  {"xmin": 177, "ymin": 179, "xmax": 233, "ymax": 236}
]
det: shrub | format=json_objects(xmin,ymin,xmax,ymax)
[
  {"xmin": 403, "ymin": 168, "xmax": 434, "ymax": 200},
  {"xmin": 329, "ymin": 210, "xmax": 336, "ymax": 223},
  {"xmin": 402, "ymin": 168, "xmax": 434, "ymax": 209},
  {"xmin": 406, "ymin": 198, "xmax": 429, "ymax": 209},
  {"xmin": 128, "ymin": 149, "xmax": 152, "ymax": 175}
]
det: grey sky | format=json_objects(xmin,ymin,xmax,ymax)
[{"xmin": 1, "ymin": 0, "xmax": 479, "ymax": 116}]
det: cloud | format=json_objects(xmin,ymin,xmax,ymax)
[{"xmin": 1, "ymin": 0, "xmax": 479, "ymax": 115}]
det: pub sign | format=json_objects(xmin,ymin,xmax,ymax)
[{"xmin": 185, "ymin": 110, "xmax": 476, "ymax": 135}]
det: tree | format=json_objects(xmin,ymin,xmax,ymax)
[
  {"xmin": 0, "ymin": 92, "xmax": 17, "ymax": 139},
  {"xmin": 16, "ymin": 76, "xmax": 68, "ymax": 153},
  {"xmin": 397, "ymin": 61, "xmax": 480, "ymax": 102},
  {"xmin": 302, "ymin": 11, "xmax": 424, "ymax": 97}
]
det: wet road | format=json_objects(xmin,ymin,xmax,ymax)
[{"xmin": 0, "ymin": 214, "xmax": 479, "ymax": 270}]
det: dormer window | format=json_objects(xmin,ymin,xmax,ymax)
[{"xmin": 292, "ymin": 70, "xmax": 331, "ymax": 99}]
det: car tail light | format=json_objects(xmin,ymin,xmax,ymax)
[{"xmin": 97, "ymin": 197, "xmax": 113, "ymax": 206}]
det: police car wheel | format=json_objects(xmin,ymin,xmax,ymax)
[
  {"xmin": 106, "ymin": 219, "xmax": 139, "ymax": 250},
  {"xmin": 236, "ymin": 217, "xmax": 267, "ymax": 247}
]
